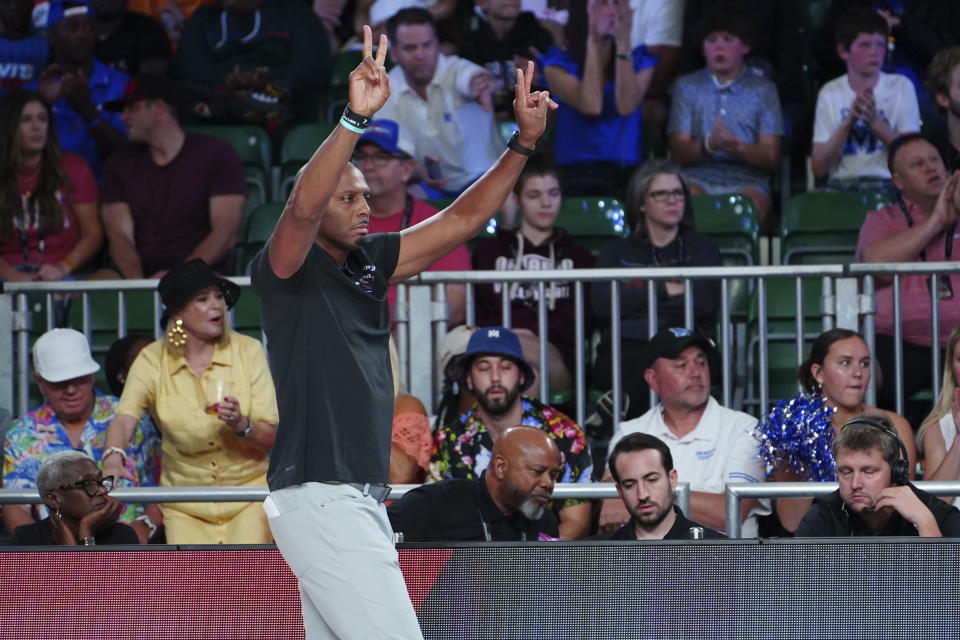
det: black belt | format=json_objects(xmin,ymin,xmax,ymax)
[{"xmin": 347, "ymin": 482, "xmax": 392, "ymax": 504}]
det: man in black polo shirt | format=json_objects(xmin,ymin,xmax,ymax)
[
  {"xmin": 795, "ymin": 417, "xmax": 960, "ymax": 538},
  {"xmin": 250, "ymin": 26, "xmax": 556, "ymax": 640},
  {"xmin": 594, "ymin": 432, "xmax": 724, "ymax": 541},
  {"xmin": 389, "ymin": 425, "xmax": 562, "ymax": 542}
]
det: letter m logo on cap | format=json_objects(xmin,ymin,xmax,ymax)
[
  {"xmin": 487, "ymin": 329, "xmax": 500, "ymax": 338},
  {"xmin": 668, "ymin": 327, "xmax": 692, "ymax": 338}
]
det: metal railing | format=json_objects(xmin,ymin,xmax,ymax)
[
  {"xmin": 0, "ymin": 482, "xmax": 691, "ymax": 518},
  {"xmin": 2, "ymin": 261, "xmax": 957, "ymax": 420},
  {"xmin": 724, "ymin": 480, "xmax": 960, "ymax": 537}
]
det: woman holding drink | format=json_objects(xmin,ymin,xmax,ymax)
[{"xmin": 103, "ymin": 259, "xmax": 278, "ymax": 543}]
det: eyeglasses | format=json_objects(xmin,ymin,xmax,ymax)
[
  {"xmin": 58, "ymin": 476, "xmax": 114, "ymax": 497},
  {"xmin": 647, "ymin": 188, "xmax": 685, "ymax": 202},
  {"xmin": 351, "ymin": 151, "xmax": 405, "ymax": 166}
]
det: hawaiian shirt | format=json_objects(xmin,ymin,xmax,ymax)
[
  {"xmin": 429, "ymin": 396, "xmax": 593, "ymax": 509},
  {"xmin": 3, "ymin": 389, "xmax": 160, "ymax": 523}
]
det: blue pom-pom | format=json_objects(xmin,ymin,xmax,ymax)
[{"xmin": 755, "ymin": 393, "xmax": 837, "ymax": 482}]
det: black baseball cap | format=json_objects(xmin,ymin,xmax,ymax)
[
  {"xmin": 104, "ymin": 73, "xmax": 185, "ymax": 112},
  {"xmin": 638, "ymin": 327, "xmax": 715, "ymax": 371}
]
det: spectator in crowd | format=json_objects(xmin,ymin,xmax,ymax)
[
  {"xmin": 353, "ymin": 118, "xmax": 469, "ymax": 325},
  {"xmin": 917, "ymin": 324, "xmax": 960, "ymax": 500},
  {"xmin": 541, "ymin": 0, "xmax": 655, "ymax": 197},
  {"xmin": 856, "ymin": 134, "xmax": 960, "ymax": 413},
  {"xmin": 795, "ymin": 416, "xmax": 960, "ymax": 537},
  {"xmin": 430, "ymin": 326, "xmax": 593, "ymax": 539},
  {"xmin": 811, "ymin": 8, "xmax": 920, "ymax": 193},
  {"xmin": 3, "ymin": 328, "xmax": 160, "ymax": 543},
  {"xmin": 104, "ymin": 333, "xmax": 152, "ymax": 397},
  {"xmin": 629, "ymin": 0, "xmax": 684, "ymax": 131},
  {"xmin": 0, "ymin": 0, "xmax": 49, "ymax": 95},
  {"xmin": 756, "ymin": 328, "xmax": 916, "ymax": 533},
  {"xmin": 38, "ymin": 1, "xmax": 128, "ymax": 176},
  {"xmin": 390, "ymin": 393, "xmax": 432, "ymax": 484},
  {"xmin": 9, "ymin": 450, "xmax": 140, "ymax": 545},
  {"xmin": 126, "ymin": 0, "xmax": 214, "ymax": 50},
  {"xmin": 472, "ymin": 156, "xmax": 592, "ymax": 392},
  {"xmin": 0, "ymin": 90, "xmax": 103, "ymax": 287},
  {"xmin": 100, "ymin": 72, "xmax": 246, "ymax": 278},
  {"xmin": 390, "ymin": 425, "xmax": 562, "ymax": 541},
  {"xmin": 103, "ymin": 259, "xmax": 279, "ymax": 544},
  {"xmin": 378, "ymin": 8, "xmax": 502, "ymax": 197},
  {"xmin": 173, "ymin": 0, "xmax": 330, "ymax": 127},
  {"xmin": 458, "ymin": 0, "xmax": 553, "ymax": 117},
  {"xmin": 365, "ymin": 0, "xmax": 457, "ymax": 41},
  {"xmin": 668, "ymin": 6, "xmax": 782, "ymax": 227},
  {"xmin": 591, "ymin": 161, "xmax": 721, "ymax": 419},
  {"xmin": 926, "ymin": 46, "xmax": 960, "ymax": 173},
  {"xmin": 90, "ymin": 0, "xmax": 172, "ymax": 75},
  {"xmin": 594, "ymin": 432, "xmax": 724, "ymax": 540},
  {"xmin": 431, "ymin": 324, "xmax": 477, "ymax": 432},
  {"xmin": 599, "ymin": 328, "xmax": 766, "ymax": 537}
]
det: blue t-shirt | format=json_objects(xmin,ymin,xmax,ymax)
[
  {"xmin": 51, "ymin": 59, "xmax": 128, "ymax": 176},
  {"xmin": 0, "ymin": 35, "xmax": 49, "ymax": 95},
  {"xmin": 541, "ymin": 45, "xmax": 657, "ymax": 167}
]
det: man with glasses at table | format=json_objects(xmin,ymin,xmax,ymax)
[
  {"xmin": 8, "ymin": 450, "xmax": 139, "ymax": 545},
  {"xmin": 353, "ymin": 118, "xmax": 471, "ymax": 325}
]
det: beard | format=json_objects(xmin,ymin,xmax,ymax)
[
  {"xmin": 474, "ymin": 382, "xmax": 521, "ymax": 417},
  {"xmin": 517, "ymin": 498, "xmax": 546, "ymax": 521},
  {"xmin": 504, "ymin": 480, "xmax": 549, "ymax": 521},
  {"xmin": 629, "ymin": 499, "xmax": 672, "ymax": 528}
]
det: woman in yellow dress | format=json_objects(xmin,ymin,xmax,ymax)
[{"xmin": 103, "ymin": 259, "xmax": 278, "ymax": 543}]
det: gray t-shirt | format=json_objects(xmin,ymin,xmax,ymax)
[{"xmin": 251, "ymin": 233, "xmax": 401, "ymax": 489}]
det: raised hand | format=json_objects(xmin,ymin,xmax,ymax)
[
  {"xmin": 469, "ymin": 70, "xmax": 496, "ymax": 112},
  {"xmin": 931, "ymin": 171, "xmax": 960, "ymax": 232},
  {"xmin": 614, "ymin": 0, "xmax": 634, "ymax": 51},
  {"xmin": 513, "ymin": 60, "xmax": 558, "ymax": 147},
  {"xmin": 78, "ymin": 495, "xmax": 124, "ymax": 539},
  {"xmin": 348, "ymin": 25, "xmax": 390, "ymax": 117},
  {"xmin": 587, "ymin": 0, "xmax": 616, "ymax": 41}
]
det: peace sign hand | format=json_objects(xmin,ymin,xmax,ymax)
[
  {"xmin": 348, "ymin": 25, "xmax": 391, "ymax": 117},
  {"xmin": 513, "ymin": 60, "xmax": 557, "ymax": 147}
]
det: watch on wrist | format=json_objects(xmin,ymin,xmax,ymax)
[
  {"xmin": 238, "ymin": 417, "xmax": 254, "ymax": 439},
  {"xmin": 507, "ymin": 130, "xmax": 535, "ymax": 156},
  {"xmin": 81, "ymin": 537, "xmax": 96, "ymax": 546},
  {"xmin": 135, "ymin": 514, "xmax": 159, "ymax": 539}
]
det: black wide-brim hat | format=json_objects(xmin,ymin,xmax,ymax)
[{"xmin": 157, "ymin": 258, "xmax": 240, "ymax": 328}]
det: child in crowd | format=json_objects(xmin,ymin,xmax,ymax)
[{"xmin": 811, "ymin": 7, "xmax": 921, "ymax": 193}]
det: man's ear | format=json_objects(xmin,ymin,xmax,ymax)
[
  {"xmin": 836, "ymin": 43, "xmax": 850, "ymax": 62},
  {"xmin": 42, "ymin": 492, "xmax": 60, "ymax": 512},
  {"xmin": 668, "ymin": 469, "xmax": 678, "ymax": 492},
  {"xmin": 493, "ymin": 454, "xmax": 508, "ymax": 479},
  {"xmin": 643, "ymin": 368, "xmax": 658, "ymax": 394},
  {"xmin": 935, "ymin": 92, "xmax": 950, "ymax": 111}
]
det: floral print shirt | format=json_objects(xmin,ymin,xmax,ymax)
[
  {"xmin": 3, "ymin": 390, "xmax": 161, "ymax": 523},
  {"xmin": 429, "ymin": 397, "xmax": 593, "ymax": 509}
]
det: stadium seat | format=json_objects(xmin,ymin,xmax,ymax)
[
  {"xmin": 279, "ymin": 122, "xmax": 337, "ymax": 199},
  {"xmin": 230, "ymin": 287, "xmax": 264, "ymax": 340},
  {"xmin": 242, "ymin": 203, "xmax": 284, "ymax": 267},
  {"xmin": 781, "ymin": 191, "xmax": 893, "ymax": 264},
  {"xmin": 556, "ymin": 196, "xmax": 630, "ymax": 254},
  {"xmin": 745, "ymin": 278, "xmax": 825, "ymax": 412},
  {"xmin": 185, "ymin": 124, "xmax": 272, "ymax": 206}
]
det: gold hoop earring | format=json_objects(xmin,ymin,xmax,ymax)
[{"xmin": 167, "ymin": 318, "xmax": 187, "ymax": 347}]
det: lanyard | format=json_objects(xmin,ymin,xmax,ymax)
[
  {"xmin": 479, "ymin": 513, "xmax": 527, "ymax": 542},
  {"xmin": 15, "ymin": 196, "xmax": 45, "ymax": 269},
  {"xmin": 399, "ymin": 195, "xmax": 414, "ymax": 231},
  {"xmin": 650, "ymin": 234, "xmax": 685, "ymax": 267},
  {"xmin": 898, "ymin": 199, "xmax": 954, "ymax": 261}
]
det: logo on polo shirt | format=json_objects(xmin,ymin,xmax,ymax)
[{"xmin": 696, "ymin": 448, "xmax": 716, "ymax": 460}]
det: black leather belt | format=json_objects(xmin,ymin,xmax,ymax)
[{"xmin": 347, "ymin": 482, "xmax": 392, "ymax": 504}]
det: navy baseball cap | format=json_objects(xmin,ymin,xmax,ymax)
[
  {"xmin": 638, "ymin": 327, "xmax": 714, "ymax": 371},
  {"xmin": 459, "ymin": 326, "xmax": 536, "ymax": 392},
  {"xmin": 358, "ymin": 119, "xmax": 415, "ymax": 158}
]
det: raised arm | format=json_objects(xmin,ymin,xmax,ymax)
[
  {"xmin": 267, "ymin": 26, "xmax": 390, "ymax": 279},
  {"xmin": 391, "ymin": 61, "xmax": 556, "ymax": 283}
]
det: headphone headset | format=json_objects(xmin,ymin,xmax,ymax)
[{"xmin": 840, "ymin": 417, "xmax": 910, "ymax": 486}]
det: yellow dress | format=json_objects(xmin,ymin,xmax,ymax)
[{"xmin": 117, "ymin": 331, "xmax": 279, "ymax": 544}]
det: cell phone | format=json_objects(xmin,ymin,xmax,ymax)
[{"xmin": 425, "ymin": 157, "xmax": 443, "ymax": 180}]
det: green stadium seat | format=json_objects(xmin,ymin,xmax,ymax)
[
  {"xmin": 185, "ymin": 124, "xmax": 272, "ymax": 205},
  {"xmin": 231, "ymin": 287, "xmax": 263, "ymax": 340},
  {"xmin": 242, "ymin": 203, "xmax": 284, "ymax": 267},
  {"xmin": 745, "ymin": 278, "xmax": 824, "ymax": 412},
  {"xmin": 556, "ymin": 196, "xmax": 629, "ymax": 254},
  {"xmin": 781, "ymin": 191, "xmax": 893, "ymax": 265},
  {"xmin": 279, "ymin": 122, "xmax": 337, "ymax": 199}
]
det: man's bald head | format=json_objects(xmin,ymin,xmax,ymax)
[{"xmin": 487, "ymin": 426, "xmax": 562, "ymax": 520}]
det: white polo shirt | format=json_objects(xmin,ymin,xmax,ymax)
[{"xmin": 610, "ymin": 396, "xmax": 768, "ymax": 537}]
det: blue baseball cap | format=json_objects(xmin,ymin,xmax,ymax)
[
  {"xmin": 358, "ymin": 119, "xmax": 415, "ymax": 158},
  {"xmin": 639, "ymin": 327, "xmax": 715, "ymax": 371},
  {"xmin": 38, "ymin": 0, "xmax": 93, "ymax": 30},
  {"xmin": 460, "ymin": 326, "xmax": 536, "ymax": 392}
]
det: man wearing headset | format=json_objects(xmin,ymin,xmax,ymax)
[{"xmin": 795, "ymin": 416, "xmax": 960, "ymax": 537}]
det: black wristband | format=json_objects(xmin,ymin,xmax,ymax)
[
  {"xmin": 507, "ymin": 130, "xmax": 535, "ymax": 156},
  {"xmin": 341, "ymin": 104, "xmax": 372, "ymax": 131}
]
